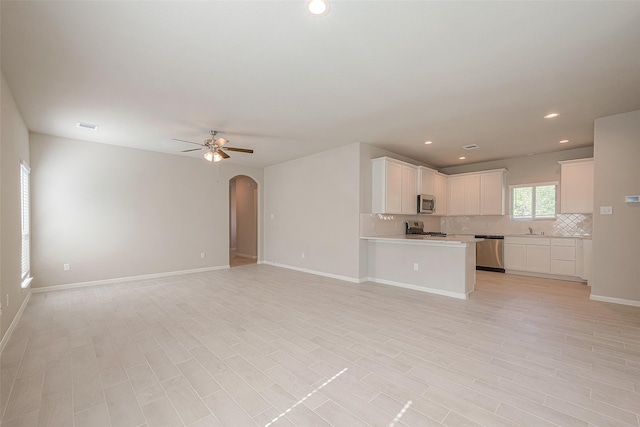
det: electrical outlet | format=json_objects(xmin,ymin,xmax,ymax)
[
  {"xmin": 200, "ymin": 252, "xmax": 205, "ymax": 259},
  {"xmin": 301, "ymin": 252, "xmax": 305, "ymax": 259},
  {"xmin": 64, "ymin": 264, "xmax": 70, "ymax": 271},
  {"xmin": 413, "ymin": 263, "xmax": 419, "ymax": 271}
]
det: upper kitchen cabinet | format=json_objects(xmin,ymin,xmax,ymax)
[
  {"xmin": 447, "ymin": 169, "xmax": 505, "ymax": 216},
  {"xmin": 449, "ymin": 174, "xmax": 480, "ymax": 215},
  {"xmin": 559, "ymin": 158, "xmax": 594, "ymax": 214},
  {"xmin": 419, "ymin": 167, "xmax": 448, "ymax": 216},
  {"xmin": 480, "ymin": 170, "xmax": 506, "ymax": 215},
  {"xmin": 372, "ymin": 157, "xmax": 418, "ymax": 214}
]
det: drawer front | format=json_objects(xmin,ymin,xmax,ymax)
[
  {"xmin": 506, "ymin": 237, "xmax": 550, "ymax": 246},
  {"xmin": 551, "ymin": 238, "xmax": 576, "ymax": 247},
  {"xmin": 551, "ymin": 246, "xmax": 576, "ymax": 261}
]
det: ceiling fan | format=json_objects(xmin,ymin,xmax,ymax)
[{"xmin": 173, "ymin": 130, "xmax": 254, "ymax": 162}]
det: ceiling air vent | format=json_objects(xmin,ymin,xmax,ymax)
[
  {"xmin": 463, "ymin": 144, "xmax": 479, "ymax": 150},
  {"xmin": 76, "ymin": 122, "xmax": 99, "ymax": 131}
]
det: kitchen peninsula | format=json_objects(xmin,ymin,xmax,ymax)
[{"xmin": 362, "ymin": 234, "xmax": 481, "ymax": 299}]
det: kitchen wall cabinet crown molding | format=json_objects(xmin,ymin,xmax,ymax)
[
  {"xmin": 448, "ymin": 169, "xmax": 506, "ymax": 216},
  {"xmin": 372, "ymin": 157, "xmax": 419, "ymax": 215},
  {"xmin": 559, "ymin": 158, "xmax": 594, "ymax": 214}
]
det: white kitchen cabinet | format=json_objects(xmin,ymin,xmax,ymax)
[
  {"xmin": 527, "ymin": 242, "xmax": 551, "ymax": 273},
  {"xmin": 559, "ymin": 158, "xmax": 594, "ymax": 214},
  {"xmin": 581, "ymin": 239, "xmax": 593, "ymax": 283},
  {"xmin": 402, "ymin": 164, "xmax": 418, "ymax": 214},
  {"xmin": 505, "ymin": 237, "xmax": 550, "ymax": 274},
  {"xmin": 419, "ymin": 167, "xmax": 448, "ymax": 216},
  {"xmin": 448, "ymin": 169, "xmax": 505, "ymax": 216},
  {"xmin": 505, "ymin": 236, "xmax": 587, "ymax": 279},
  {"xmin": 372, "ymin": 157, "xmax": 418, "ymax": 215},
  {"xmin": 434, "ymin": 173, "xmax": 448, "ymax": 215},
  {"xmin": 448, "ymin": 174, "xmax": 480, "ymax": 215},
  {"xmin": 504, "ymin": 243, "xmax": 527, "ymax": 271},
  {"xmin": 481, "ymin": 170, "xmax": 506, "ymax": 215},
  {"xmin": 550, "ymin": 238, "xmax": 576, "ymax": 276}
]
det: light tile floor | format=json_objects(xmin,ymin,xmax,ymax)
[{"xmin": 1, "ymin": 266, "xmax": 640, "ymax": 426}]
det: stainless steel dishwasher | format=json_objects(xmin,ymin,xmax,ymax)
[{"xmin": 475, "ymin": 235, "xmax": 505, "ymax": 272}]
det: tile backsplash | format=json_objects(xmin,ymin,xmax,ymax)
[
  {"xmin": 441, "ymin": 214, "xmax": 592, "ymax": 236},
  {"xmin": 361, "ymin": 213, "xmax": 592, "ymax": 237}
]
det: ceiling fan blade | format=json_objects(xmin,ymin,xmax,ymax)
[
  {"xmin": 215, "ymin": 137, "xmax": 229, "ymax": 147},
  {"xmin": 223, "ymin": 147, "xmax": 254, "ymax": 153},
  {"xmin": 172, "ymin": 138, "xmax": 205, "ymax": 147},
  {"xmin": 218, "ymin": 150, "xmax": 230, "ymax": 159},
  {"xmin": 181, "ymin": 148, "xmax": 203, "ymax": 153}
]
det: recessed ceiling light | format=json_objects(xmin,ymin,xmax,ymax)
[
  {"xmin": 544, "ymin": 113, "xmax": 559, "ymax": 119},
  {"xmin": 424, "ymin": 140, "xmax": 433, "ymax": 145},
  {"xmin": 307, "ymin": 0, "xmax": 330, "ymax": 16},
  {"xmin": 559, "ymin": 139, "xmax": 569, "ymax": 144},
  {"xmin": 76, "ymin": 122, "xmax": 99, "ymax": 131},
  {"xmin": 459, "ymin": 156, "xmax": 466, "ymax": 160}
]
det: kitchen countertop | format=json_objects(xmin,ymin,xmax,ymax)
[
  {"xmin": 505, "ymin": 234, "xmax": 592, "ymax": 239},
  {"xmin": 361, "ymin": 234, "xmax": 482, "ymax": 245}
]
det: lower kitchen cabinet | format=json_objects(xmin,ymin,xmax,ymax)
[
  {"xmin": 550, "ymin": 238, "xmax": 576, "ymax": 276},
  {"xmin": 505, "ymin": 237, "xmax": 551, "ymax": 273},
  {"xmin": 504, "ymin": 236, "xmax": 586, "ymax": 281}
]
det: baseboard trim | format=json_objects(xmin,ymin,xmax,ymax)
[
  {"xmin": 31, "ymin": 265, "xmax": 230, "ymax": 294},
  {"xmin": 262, "ymin": 261, "xmax": 360, "ymax": 283},
  {"xmin": 364, "ymin": 277, "xmax": 469, "ymax": 300},
  {"xmin": 590, "ymin": 294, "xmax": 640, "ymax": 307},
  {"xmin": 505, "ymin": 270, "xmax": 587, "ymax": 283},
  {"xmin": 0, "ymin": 290, "xmax": 32, "ymax": 355}
]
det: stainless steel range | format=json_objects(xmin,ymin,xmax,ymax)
[{"xmin": 405, "ymin": 221, "xmax": 447, "ymax": 237}]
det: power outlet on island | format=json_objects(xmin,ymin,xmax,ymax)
[
  {"xmin": 200, "ymin": 252, "xmax": 206, "ymax": 259},
  {"xmin": 413, "ymin": 263, "xmax": 419, "ymax": 271},
  {"xmin": 63, "ymin": 264, "xmax": 70, "ymax": 271}
]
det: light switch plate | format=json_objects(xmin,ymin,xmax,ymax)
[{"xmin": 600, "ymin": 206, "xmax": 613, "ymax": 215}]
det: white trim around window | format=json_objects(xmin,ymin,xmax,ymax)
[{"xmin": 510, "ymin": 181, "xmax": 558, "ymax": 221}]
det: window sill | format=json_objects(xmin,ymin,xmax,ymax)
[{"xmin": 21, "ymin": 277, "xmax": 33, "ymax": 289}]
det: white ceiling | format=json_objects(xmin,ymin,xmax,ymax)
[{"xmin": 2, "ymin": 1, "xmax": 640, "ymax": 168}]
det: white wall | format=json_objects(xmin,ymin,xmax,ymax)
[
  {"xmin": 264, "ymin": 143, "xmax": 361, "ymax": 280},
  {"xmin": 592, "ymin": 110, "xmax": 640, "ymax": 304},
  {"xmin": 0, "ymin": 73, "xmax": 31, "ymax": 342},
  {"xmin": 29, "ymin": 133, "xmax": 263, "ymax": 288}
]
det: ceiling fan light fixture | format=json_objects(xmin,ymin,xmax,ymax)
[
  {"xmin": 307, "ymin": 0, "xmax": 330, "ymax": 16},
  {"xmin": 213, "ymin": 151, "xmax": 223, "ymax": 162},
  {"xmin": 204, "ymin": 151, "xmax": 214, "ymax": 162}
]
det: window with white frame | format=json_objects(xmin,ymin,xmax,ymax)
[
  {"xmin": 21, "ymin": 162, "xmax": 31, "ymax": 284},
  {"xmin": 510, "ymin": 182, "xmax": 557, "ymax": 220}
]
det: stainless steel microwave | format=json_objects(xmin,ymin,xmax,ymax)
[{"xmin": 418, "ymin": 194, "xmax": 436, "ymax": 214}]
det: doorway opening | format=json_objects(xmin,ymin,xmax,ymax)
[{"xmin": 229, "ymin": 175, "xmax": 258, "ymax": 267}]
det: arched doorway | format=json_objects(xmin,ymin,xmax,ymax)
[{"xmin": 229, "ymin": 175, "xmax": 258, "ymax": 267}]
